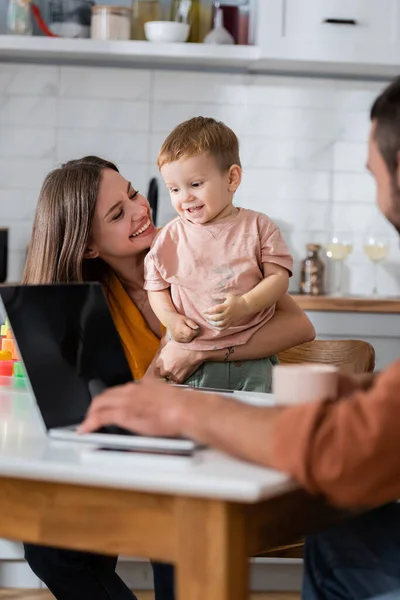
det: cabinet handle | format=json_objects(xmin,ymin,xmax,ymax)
[{"xmin": 323, "ymin": 18, "xmax": 357, "ymax": 25}]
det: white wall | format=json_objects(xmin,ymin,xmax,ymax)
[{"xmin": 1, "ymin": 62, "xmax": 399, "ymax": 295}]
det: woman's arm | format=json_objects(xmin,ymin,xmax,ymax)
[
  {"xmin": 205, "ymin": 293, "xmax": 315, "ymax": 362},
  {"xmin": 155, "ymin": 294, "xmax": 315, "ymax": 383}
]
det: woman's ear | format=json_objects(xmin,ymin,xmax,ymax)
[
  {"xmin": 84, "ymin": 247, "xmax": 99, "ymax": 260},
  {"xmin": 228, "ymin": 165, "xmax": 242, "ymax": 192}
]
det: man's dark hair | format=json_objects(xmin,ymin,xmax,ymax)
[{"xmin": 371, "ymin": 76, "xmax": 400, "ymax": 177}]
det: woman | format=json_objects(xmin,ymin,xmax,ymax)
[{"xmin": 23, "ymin": 156, "xmax": 315, "ymax": 600}]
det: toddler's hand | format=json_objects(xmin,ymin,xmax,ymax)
[
  {"xmin": 204, "ymin": 294, "xmax": 249, "ymax": 330},
  {"xmin": 168, "ymin": 314, "xmax": 199, "ymax": 343}
]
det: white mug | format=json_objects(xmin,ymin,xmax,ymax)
[{"xmin": 273, "ymin": 363, "xmax": 339, "ymax": 405}]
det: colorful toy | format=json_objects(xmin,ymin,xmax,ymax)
[{"xmin": 0, "ymin": 318, "xmax": 26, "ymax": 386}]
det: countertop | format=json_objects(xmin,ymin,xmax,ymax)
[
  {"xmin": 0, "ymin": 390, "xmax": 295, "ymax": 504},
  {"xmin": 292, "ymin": 294, "xmax": 400, "ymax": 313}
]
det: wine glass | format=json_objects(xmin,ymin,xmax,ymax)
[
  {"xmin": 363, "ymin": 235, "xmax": 389, "ymax": 296},
  {"xmin": 325, "ymin": 234, "xmax": 353, "ymax": 296}
]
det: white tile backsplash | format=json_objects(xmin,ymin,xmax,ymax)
[
  {"xmin": 0, "ymin": 190, "xmax": 38, "ymax": 220},
  {"xmin": 0, "ymin": 64, "xmax": 398, "ymax": 296},
  {"xmin": 58, "ymin": 99, "xmax": 151, "ymax": 131},
  {"xmin": 333, "ymin": 173, "xmax": 376, "ymax": 203},
  {"xmin": 56, "ymin": 129, "xmax": 149, "ymax": 164},
  {"xmin": 0, "ymin": 128, "xmax": 56, "ymax": 158},
  {"xmin": 0, "ymin": 65, "xmax": 59, "ymax": 96},
  {"xmin": 333, "ymin": 141, "xmax": 368, "ymax": 172},
  {"xmin": 153, "ymin": 71, "xmax": 247, "ymax": 104},
  {"xmin": 262, "ymin": 199, "xmax": 329, "ymax": 232},
  {"xmin": 242, "ymin": 106, "xmax": 336, "ymax": 139},
  {"xmin": 246, "ymin": 75, "xmax": 338, "ymax": 108},
  {"xmin": 0, "ymin": 97, "xmax": 57, "ymax": 127},
  {"xmin": 336, "ymin": 111, "xmax": 370, "ymax": 143},
  {"xmin": 240, "ymin": 138, "xmax": 333, "ymax": 170},
  {"xmin": 240, "ymin": 170, "xmax": 330, "ymax": 201},
  {"xmin": 332, "ymin": 203, "xmax": 396, "ymax": 236},
  {"xmin": 331, "ymin": 203, "xmax": 379, "ymax": 233},
  {"xmin": 117, "ymin": 163, "xmax": 151, "ymax": 195},
  {"xmin": 7, "ymin": 251, "xmax": 27, "ymax": 283},
  {"xmin": 1, "ymin": 220, "xmax": 32, "ymax": 251},
  {"xmin": 333, "ymin": 80, "xmax": 385, "ymax": 111},
  {"xmin": 59, "ymin": 67, "xmax": 151, "ymax": 100},
  {"xmin": 0, "ymin": 159, "xmax": 54, "ymax": 189},
  {"xmin": 151, "ymin": 102, "xmax": 246, "ymax": 135}
]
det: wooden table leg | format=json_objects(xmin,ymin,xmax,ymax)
[{"xmin": 174, "ymin": 497, "xmax": 249, "ymax": 600}]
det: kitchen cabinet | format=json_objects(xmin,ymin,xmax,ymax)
[
  {"xmin": 284, "ymin": 0, "xmax": 398, "ymax": 45},
  {"xmin": 255, "ymin": 0, "xmax": 400, "ymax": 77}
]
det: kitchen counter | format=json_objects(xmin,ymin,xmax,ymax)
[{"xmin": 292, "ymin": 294, "xmax": 400, "ymax": 314}]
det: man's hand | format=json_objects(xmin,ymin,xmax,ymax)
[
  {"xmin": 167, "ymin": 313, "xmax": 199, "ymax": 343},
  {"xmin": 204, "ymin": 294, "xmax": 249, "ymax": 330},
  {"xmin": 79, "ymin": 378, "xmax": 188, "ymax": 437}
]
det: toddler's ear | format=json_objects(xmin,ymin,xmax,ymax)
[{"xmin": 228, "ymin": 165, "xmax": 242, "ymax": 191}]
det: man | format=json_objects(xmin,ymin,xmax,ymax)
[{"xmin": 80, "ymin": 77, "xmax": 400, "ymax": 599}]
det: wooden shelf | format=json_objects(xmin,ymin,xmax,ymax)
[
  {"xmin": 292, "ymin": 294, "xmax": 400, "ymax": 314},
  {"xmin": 0, "ymin": 35, "xmax": 260, "ymax": 70}
]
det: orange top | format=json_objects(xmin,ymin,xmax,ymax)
[
  {"xmin": 268, "ymin": 360, "xmax": 400, "ymax": 508},
  {"xmin": 106, "ymin": 273, "xmax": 161, "ymax": 380}
]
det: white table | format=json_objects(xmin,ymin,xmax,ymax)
[{"xmin": 0, "ymin": 389, "xmax": 344, "ymax": 599}]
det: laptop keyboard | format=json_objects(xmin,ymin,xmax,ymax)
[{"xmin": 96, "ymin": 425, "xmax": 134, "ymax": 436}]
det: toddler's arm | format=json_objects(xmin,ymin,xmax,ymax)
[
  {"xmin": 148, "ymin": 289, "xmax": 199, "ymax": 343},
  {"xmin": 204, "ymin": 264, "xmax": 289, "ymax": 331}
]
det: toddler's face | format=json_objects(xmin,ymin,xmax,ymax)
[{"xmin": 161, "ymin": 153, "xmax": 241, "ymax": 224}]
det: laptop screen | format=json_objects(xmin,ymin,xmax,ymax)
[{"xmin": 0, "ymin": 284, "xmax": 133, "ymax": 429}]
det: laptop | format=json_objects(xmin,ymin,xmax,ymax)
[{"xmin": 0, "ymin": 283, "xmax": 198, "ymax": 452}]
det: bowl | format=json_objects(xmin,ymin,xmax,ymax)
[{"xmin": 144, "ymin": 21, "xmax": 190, "ymax": 43}]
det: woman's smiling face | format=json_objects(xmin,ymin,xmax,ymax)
[{"xmin": 88, "ymin": 168, "xmax": 157, "ymax": 261}]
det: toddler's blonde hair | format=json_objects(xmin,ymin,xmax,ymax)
[{"xmin": 157, "ymin": 116, "xmax": 241, "ymax": 172}]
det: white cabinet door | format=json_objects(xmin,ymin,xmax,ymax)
[
  {"xmin": 254, "ymin": 0, "xmax": 400, "ymax": 77},
  {"xmin": 284, "ymin": 0, "xmax": 398, "ymax": 44}
]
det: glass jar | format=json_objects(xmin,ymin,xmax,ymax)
[
  {"xmin": 7, "ymin": 0, "xmax": 32, "ymax": 35},
  {"xmin": 300, "ymin": 243, "xmax": 325, "ymax": 296},
  {"xmin": 171, "ymin": 0, "xmax": 201, "ymax": 42},
  {"xmin": 49, "ymin": 0, "xmax": 94, "ymax": 37},
  {"xmin": 131, "ymin": 0, "xmax": 160, "ymax": 40},
  {"xmin": 91, "ymin": 5, "xmax": 131, "ymax": 40}
]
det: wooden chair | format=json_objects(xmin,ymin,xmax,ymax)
[
  {"xmin": 277, "ymin": 339, "xmax": 375, "ymax": 374},
  {"xmin": 260, "ymin": 339, "xmax": 375, "ymax": 559}
]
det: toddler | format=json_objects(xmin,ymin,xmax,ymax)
[{"xmin": 144, "ymin": 117, "xmax": 293, "ymax": 392}]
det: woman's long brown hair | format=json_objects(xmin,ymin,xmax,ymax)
[{"xmin": 23, "ymin": 156, "xmax": 119, "ymax": 284}]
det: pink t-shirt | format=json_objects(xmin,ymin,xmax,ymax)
[{"xmin": 144, "ymin": 208, "xmax": 293, "ymax": 350}]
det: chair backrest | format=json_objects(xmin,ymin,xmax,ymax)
[{"xmin": 277, "ymin": 339, "xmax": 375, "ymax": 373}]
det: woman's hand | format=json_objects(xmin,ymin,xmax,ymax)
[
  {"xmin": 156, "ymin": 341, "xmax": 203, "ymax": 384},
  {"xmin": 143, "ymin": 334, "xmax": 168, "ymax": 380}
]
